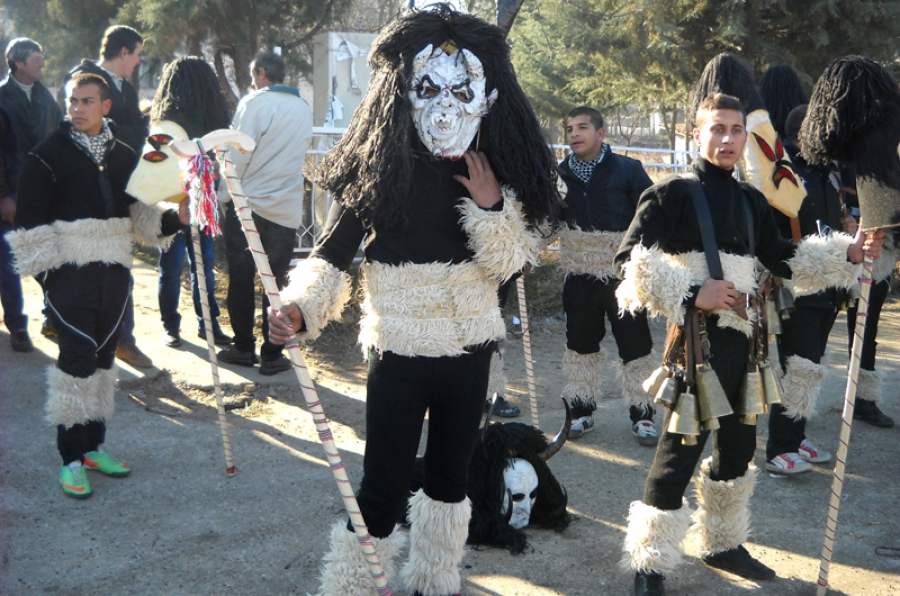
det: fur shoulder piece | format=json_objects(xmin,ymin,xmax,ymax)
[
  {"xmin": 6, "ymin": 218, "xmax": 135, "ymax": 277},
  {"xmin": 280, "ymin": 257, "xmax": 353, "ymax": 342},
  {"xmin": 558, "ymin": 226, "xmax": 624, "ymax": 281},
  {"xmin": 457, "ymin": 186, "xmax": 541, "ymax": 282},
  {"xmin": 786, "ymin": 232, "xmax": 861, "ymax": 297},
  {"xmin": 617, "ymin": 245, "xmax": 758, "ymax": 336},
  {"xmin": 129, "ymin": 201, "xmax": 176, "ymax": 251}
]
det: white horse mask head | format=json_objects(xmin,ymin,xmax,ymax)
[{"xmin": 408, "ymin": 43, "xmax": 498, "ymax": 159}]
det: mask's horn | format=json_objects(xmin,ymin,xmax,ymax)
[{"xmin": 539, "ymin": 397, "xmax": 571, "ymax": 461}]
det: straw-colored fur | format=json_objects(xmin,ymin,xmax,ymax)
[
  {"xmin": 360, "ymin": 260, "xmax": 506, "ymax": 357},
  {"xmin": 779, "ymin": 355, "xmax": 826, "ymax": 420},
  {"xmin": 315, "ymin": 520, "xmax": 407, "ymax": 596},
  {"xmin": 45, "ymin": 366, "xmax": 117, "ymax": 428},
  {"xmin": 401, "ymin": 490, "xmax": 470, "ymax": 596},
  {"xmin": 561, "ymin": 349, "xmax": 606, "ymax": 407},
  {"xmin": 786, "ymin": 232, "xmax": 860, "ymax": 297},
  {"xmin": 619, "ymin": 351, "xmax": 658, "ymax": 408},
  {"xmin": 621, "ymin": 498, "xmax": 693, "ymax": 574},
  {"xmin": 558, "ymin": 227, "xmax": 624, "ymax": 282},
  {"xmin": 457, "ymin": 186, "xmax": 541, "ymax": 282},
  {"xmin": 281, "ymin": 257, "xmax": 353, "ymax": 342},
  {"xmin": 129, "ymin": 201, "xmax": 176, "ymax": 251},
  {"xmin": 857, "ymin": 368, "xmax": 884, "ymax": 405},
  {"xmin": 689, "ymin": 458, "xmax": 758, "ymax": 557},
  {"xmin": 617, "ymin": 245, "xmax": 758, "ymax": 336}
]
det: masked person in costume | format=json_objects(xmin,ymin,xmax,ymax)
[
  {"xmin": 556, "ymin": 106, "xmax": 657, "ymax": 443},
  {"xmin": 6, "ymin": 73, "xmax": 186, "ymax": 498},
  {"xmin": 615, "ymin": 92, "xmax": 881, "ymax": 596},
  {"xmin": 801, "ymin": 56, "xmax": 900, "ymax": 429},
  {"xmin": 267, "ymin": 7, "xmax": 558, "ymax": 595}
]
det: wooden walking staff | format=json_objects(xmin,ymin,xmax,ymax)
[
  {"xmin": 173, "ymin": 130, "xmax": 394, "ymax": 595},
  {"xmin": 515, "ymin": 275, "xmax": 540, "ymax": 429},
  {"xmin": 178, "ymin": 139, "xmax": 236, "ymax": 477},
  {"xmin": 815, "ymin": 254, "xmax": 874, "ymax": 596}
]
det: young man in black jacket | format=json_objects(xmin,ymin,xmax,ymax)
[
  {"xmin": 557, "ymin": 107, "xmax": 657, "ymax": 443},
  {"xmin": 7, "ymin": 73, "xmax": 185, "ymax": 499}
]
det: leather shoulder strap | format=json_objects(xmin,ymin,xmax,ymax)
[{"xmin": 681, "ymin": 174, "xmax": 724, "ymax": 280}]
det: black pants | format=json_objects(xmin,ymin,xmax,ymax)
[
  {"xmin": 847, "ymin": 278, "xmax": 889, "ymax": 372},
  {"xmin": 57, "ymin": 421, "xmax": 106, "ymax": 465},
  {"xmin": 223, "ymin": 202, "xmax": 296, "ymax": 361},
  {"xmin": 356, "ymin": 346, "xmax": 493, "ymax": 538},
  {"xmin": 643, "ymin": 323, "xmax": 757, "ymax": 510},
  {"xmin": 563, "ymin": 274, "xmax": 652, "ymax": 363},
  {"xmin": 766, "ymin": 304, "xmax": 839, "ymax": 459}
]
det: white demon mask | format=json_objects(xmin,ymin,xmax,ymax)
[
  {"xmin": 501, "ymin": 458, "xmax": 538, "ymax": 529},
  {"xmin": 408, "ymin": 43, "xmax": 498, "ymax": 158}
]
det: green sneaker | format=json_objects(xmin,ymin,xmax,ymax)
[
  {"xmin": 84, "ymin": 450, "xmax": 131, "ymax": 477},
  {"xmin": 60, "ymin": 464, "xmax": 92, "ymax": 499}
]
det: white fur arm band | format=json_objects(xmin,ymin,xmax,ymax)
[
  {"xmin": 129, "ymin": 201, "xmax": 176, "ymax": 251},
  {"xmin": 457, "ymin": 186, "xmax": 541, "ymax": 282},
  {"xmin": 616, "ymin": 244, "xmax": 694, "ymax": 325},
  {"xmin": 280, "ymin": 257, "xmax": 353, "ymax": 341},
  {"xmin": 786, "ymin": 232, "xmax": 861, "ymax": 297}
]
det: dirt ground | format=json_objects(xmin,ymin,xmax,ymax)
[{"xmin": 2, "ymin": 258, "xmax": 900, "ymax": 596}]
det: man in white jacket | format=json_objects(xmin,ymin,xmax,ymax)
[{"xmin": 218, "ymin": 51, "xmax": 312, "ymax": 375}]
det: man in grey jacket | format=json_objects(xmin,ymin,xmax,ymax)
[{"xmin": 218, "ymin": 51, "xmax": 312, "ymax": 375}]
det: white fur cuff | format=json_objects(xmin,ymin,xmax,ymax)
[
  {"xmin": 787, "ymin": 232, "xmax": 861, "ymax": 297},
  {"xmin": 857, "ymin": 368, "xmax": 884, "ymax": 404},
  {"xmin": 45, "ymin": 366, "xmax": 117, "ymax": 427},
  {"xmin": 558, "ymin": 227, "xmax": 623, "ymax": 281},
  {"xmin": 562, "ymin": 349, "xmax": 605, "ymax": 402},
  {"xmin": 402, "ymin": 490, "xmax": 470, "ymax": 596},
  {"xmin": 780, "ymin": 355, "xmax": 826, "ymax": 420},
  {"xmin": 129, "ymin": 201, "xmax": 176, "ymax": 251},
  {"xmin": 281, "ymin": 257, "xmax": 353, "ymax": 342},
  {"xmin": 620, "ymin": 352, "xmax": 658, "ymax": 407},
  {"xmin": 690, "ymin": 457, "xmax": 757, "ymax": 557},
  {"xmin": 457, "ymin": 187, "xmax": 540, "ymax": 282},
  {"xmin": 621, "ymin": 499, "xmax": 692, "ymax": 574},
  {"xmin": 315, "ymin": 520, "xmax": 407, "ymax": 596}
]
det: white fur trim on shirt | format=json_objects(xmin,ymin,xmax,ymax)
[
  {"xmin": 281, "ymin": 257, "xmax": 353, "ymax": 342},
  {"xmin": 558, "ymin": 227, "xmax": 623, "ymax": 281},
  {"xmin": 786, "ymin": 232, "xmax": 860, "ymax": 297}
]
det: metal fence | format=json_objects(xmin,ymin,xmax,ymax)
[{"xmin": 294, "ymin": 129, "xmax": 700, "ymax": 255}]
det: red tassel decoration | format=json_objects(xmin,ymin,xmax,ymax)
[{"xmin": 181, "ymin": 141, "xmax": 221, "ymax": 237}]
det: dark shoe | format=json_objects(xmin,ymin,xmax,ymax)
[
  {"xmin": 484, "ymin": 394, "xmax": 520, "ymax": 418},
  {"xmin": 41, "ymin": 318, "xmax": 58, "ymax": 339},
  {"xmin": 634, "ymin": 571, "xmax": 665, "ymax": 596},
  {"xmin": 217, "ymin": 345, "xmax": 258, "ymax": 367},
  {"xmin": 260, "ymin": 355, "xmax": 292, "ymax": 376},
  {"xmin": 198, "ymin": 326, "xmax": 232, "ymax": 346},
  {"xmin": 162, "ymin": 330, "xmax": 182, "ymax": 348},
  {"xmin": 10, "ymin": 329, "xmax": 33, "ymax": 352},
  {"xmin": 702, "ymin": 545, "xmax": 775, "ymax": 580},
  {"xmin": 116, "ymin": 344, "xmax": 153, "ymax": 368},
  {"xmin": 854, "ymin": 398, "xmax": 895, "ymax": 428}
]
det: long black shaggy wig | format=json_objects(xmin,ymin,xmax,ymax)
[
  {"xmin": 149, "ymin": 56, "xmax": 232, "ymax": 139},
  {"xmin": 801, "ymin": 56, "xmax": 900, "ymax": 166},
  {"xmin": 758, "ymin": 65, "xmax": 809, "ymax": 140},
  {"xmin": 315, "ymin": 6, "xmax": 559, "ymax": 231},
  {"xmin": 687, "ymin": 53, "xmax": 764, "ymax": 131}
]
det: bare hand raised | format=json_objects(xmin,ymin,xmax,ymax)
[
  {"xmin": 268, "ymin": 303, "xmax": 303, "ymax": 345},
  {"xmin": 453, "ymin": 151, "xmax": 502, "ymax": 209},
  {"xmin": 848, "ymin": 227, "xmax": 884, "ymax": 263},
  {"xmin": 695, "ymin": 279, "xmax": 741, "ymax": 311}
]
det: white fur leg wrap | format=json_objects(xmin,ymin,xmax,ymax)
[
  {"xmin": 617, "ymin": 246, "xmax": 758, "ymax": 336},
  {"xmin": 316, "ymin": 520, "xmax": 407, "ymax": 596},
  {"xmin": 129, "ymin": 201, "xmax": 175, "ymax": 251},
  {"xmin": 558, "ymin": 227, "xmax": 623, "ymax": 282},
  {"xmin": 486, "ymin": 347, "xmax": 507, "ymax": 399},
  {"xmin": 5, "ymin": 218, "xmax": 135, "ymax": 277},
  {"xmin": 690, "ymin": 457, "xmax": 757, "ymax": 557},
  {"xmin": 456, "ymin": 188, "xmax": 541, "ymax": 282},
  {"xmin": 857, "ymin": 369, "xmax": 884, "ymax": 405},
  {"xmin": 787, "ymin": 232, "xmax": 861, "ymax": 297},
  {"xmin": 562, "ymin": 349, "xmax": 605, "ymax": 404},
  {"xmin": 281, "ymin": 257, "xmax": 353, "ymax": 342},
  {"xmin": 45, "ymin": 366, "xmax": 117, "ymax": 427},
  {"xmin": 779, "ymin": 355, "xmax": 826, "ymax": 420},
  {"xmin": 401, "ymin": 490, "xmax": 470, "ymax": 596},
  {"xmin": 621, "ymin": 499, "xmax": 692, "ymax": 574},
  {"xmin": 620, "ymin": 352, "xmax": 658, "ymax": 408}
]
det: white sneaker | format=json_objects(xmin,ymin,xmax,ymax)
[
  {"xmin": 632, "ymin": 419, "xmax": 658, "ymax": 446},
  {"xmin": 569, "ymin": 415, "xmax": 594, "ymax": 439},
  {"xmin": 798, "ymin": 439, "xmax": 832, "ymax": 463},
  {"xmin": 765, "ymin": 452, "xmax": 814, "ymax": 475}
]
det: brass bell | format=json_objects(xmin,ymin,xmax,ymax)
[
  {"xmin": 695, "ymin": 362, "xmax": 734, "ymax": 422},
  {"xmin": 668, "ymin": 390, "xmax": 701, "ymax": 444},
  {"xmin": 702, "ymin": 417, "xmax": 720, "ymax": 432},
  {"xmin": 776, "ymin": 285, "xmax": 796, "ymax": 319},
  {"xmin": 642, "ymin": 365, "xmax": 671, "ymax": 397},
  {"xmin": 654, "ymin": 376, "xmax": 679, "ymax": 408},
  {"xmin": 766, "ymin": 297, "xmax": 783, "ymax": 335},
  {"xmin": 737, "ymin": 365, "xmax": 766, "ymax": 425},
  {"xmin": 758, "ymin": 360, "xmax": 783, "ymax": 406}
]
